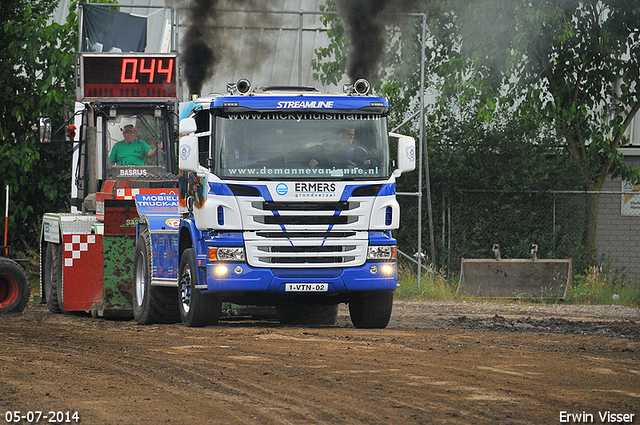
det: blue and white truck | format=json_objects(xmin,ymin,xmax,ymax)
[{"xmin": 133, "ymin": 79, "xmax": 416, "ymax": 328}]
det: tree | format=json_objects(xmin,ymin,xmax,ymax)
[
  {"xmin": 425, "ymin": 101, "xmax": 586, "ymax": 265},
  {"xmin": 314, "ymin": 0, "xmax": 640, "ymax": 267},
  {"xmin": 0, "ymin": 0, "xmax": 80, "ymax": 254},
  {"xmin": 435, "ymin": 0, "xmax": 640, "ymax": 265}
]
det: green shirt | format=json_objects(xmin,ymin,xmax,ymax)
[{"xmin": 108, "ymin": 139, "xmax": 151, "ymax": 166}]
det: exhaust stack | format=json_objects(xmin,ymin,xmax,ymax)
[
  {"xmin": 344, "ymin": 79, "xmax": 371, "ymax": 96},
  {"xmin": 227, "ymin": 79, "xmax": 252, "ymax": 95}
]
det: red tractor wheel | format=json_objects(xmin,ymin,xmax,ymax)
[{"xmin": 0, "ymin": 257, "xmax": 30, "ymax": 313}]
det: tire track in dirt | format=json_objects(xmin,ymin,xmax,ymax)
[{"xmin": 1, "ymin": 302, "xmax": 638, "ymax": 424}]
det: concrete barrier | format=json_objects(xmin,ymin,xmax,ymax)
[{"xmin": 458, "ymin": 258, "xmax": 572, "ymax": 298}]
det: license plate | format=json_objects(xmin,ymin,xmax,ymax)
[{"xmin": 285, "ymin": 283, "xmax": 329, "ymax": 292}]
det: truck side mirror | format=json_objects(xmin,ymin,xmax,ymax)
[
  {"xmin": 39, "ymin": 117, "xmax": 52, "ymax": 143},
  {"xmin": 179, "ymin": 117, "xmax": 197, "ymax": 136},
  {"xmin": 390, "ymin": 132, "xmax": 416, "ymax": 176},
  {"xmin": 179, "ymin": 135, "xmax": 199, "ymax": 174},
  {"xmin": 179, "ymin": 117, "xmax": 201, "ymax": 174}
]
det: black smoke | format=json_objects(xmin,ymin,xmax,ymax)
[
  {"xmin": 180, "ymin": 0, "xmax": 215, "ymax": 96},
  {"xmin": 335, "ymin": 0, "xmax": 422, "ymax": 82},
  {"xmin": 171, "ymin": 0, "xmax": 276, "ymax": 96}
]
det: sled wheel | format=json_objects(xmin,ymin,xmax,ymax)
[
  {"xmin": 43, "ymin": 243, "xmax": 62, "ymax": 313},
  {"xmin": 0, "ymin": 257, "xmax": 30, "ymax": 313}
]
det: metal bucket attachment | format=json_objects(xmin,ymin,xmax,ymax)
[{"xmin": 458, "ymin": 258, "xmax": 572, "ymax": 299}]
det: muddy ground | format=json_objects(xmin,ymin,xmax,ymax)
[{"xmin": 1, "ymin": 300, "xmax": 639, "ymax": 424}]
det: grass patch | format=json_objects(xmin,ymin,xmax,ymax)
[
  {"xmin": 395, "ymin": 262, "xmax": 640, "ymax": 307},
  {"xmin": 395, "ymin": 264, "xmax": 461, "ymax": 301},
  {"xmin": 567, "ymin": 265, "xmax": 640, "ymax": 307}
]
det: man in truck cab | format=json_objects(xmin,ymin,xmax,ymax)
[
  {"xmin": 308, "ymin": 126, "xmax": 373, "ymax": 169},
  {"xmin": 108, "ymin": 124, "xmax": 163, "ymax": 166}
]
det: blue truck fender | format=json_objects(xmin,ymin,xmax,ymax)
[
  {"xmin": 134, "ymin": 194, "xmax": 181, "ymax": 286},
  {"xmin": 178, "ymin": 215, "xmax": 201, "ymax": 259}
]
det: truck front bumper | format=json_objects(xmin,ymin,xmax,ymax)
[{"xmin": 198, "ymin": 262, "xmax": 397, "ymax": 295}]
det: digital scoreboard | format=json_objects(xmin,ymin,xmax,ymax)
[{"xmin": 76, "ymin": 53, "xmax": 180, "ymax": 101}]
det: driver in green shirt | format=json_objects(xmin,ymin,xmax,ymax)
[{"xmin": 108, "ymin": 125, "xmax": 162, "ymax": 166}]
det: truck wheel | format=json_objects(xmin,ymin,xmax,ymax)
[
  {"xmin": 0, "ymin": 257, "xmax": 30, "ymax": 313},
  {"xmin": 276, "ymin": 304, "xmax": 339, "ymax": 326},
  {"xmin": 132, "ymin": 230, "xmax": 180, "ymax": 324},
  {"xmin": 43, "ymin": 243, "xmax": 62, "ymax": 314},
  {"xmin": 178, "ymin": 248, "xmax": 221, "ymax": 327},
  {"xmin": 348, "ymin": 291, "xmax": 394, "ymax": 329}
]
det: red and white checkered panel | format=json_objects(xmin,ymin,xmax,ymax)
[
  {"xmin": 61, "ymin": 233, "xmax": 104, "ymax": 311},
  {"xmin": 116, "ymin": 189, "xmax": 141, "ymax": 200},
  {"xmin": 116, "ymin": 188, "xmax": 179, "ymax": 200},
  {"xmin": 64, "ymin": 234, "xmax": 98, "ymax": 267}
]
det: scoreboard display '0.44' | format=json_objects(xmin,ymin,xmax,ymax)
[{"xmin": 76, "ymin": 53, "xmax": 180, "ymax": 101}]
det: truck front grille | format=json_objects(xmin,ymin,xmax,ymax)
[
  {"xmin": 255, "ymin": 231, "xmax": 357, "ymax": 239},
  {"xmin": 239, "ymin": 197, "xmax": 372, "ymax": 268},
  {"xmin": 260, "ymin": 216, "xmax": 352, "ymax": 225},
  {"xmin": 252, "ymin": 201, "xmax": 360, "ymax": 227},
  {"xmin": 261, "ymin": 201, "xmax": 352, "ymax": 211},
  {"xmin": 244, "ymin": 231, "xmax": 367, "ymax": 268}
]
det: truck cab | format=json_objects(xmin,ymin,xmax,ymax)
[
  {"xmin": 75, "ymin": 100, "xmax": 179, "ymax": 214},
  {"xmin": 164, "ymin": 80, "xmax": 415, "ymax": 328}
]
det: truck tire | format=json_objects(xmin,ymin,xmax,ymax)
[
  {"xmin": 348, "ymin": 291, "xmax": 394, "ymax": 329},
  {"xmin": 276, "ymin": 304, "xmax": 339, "ymax": 326},
  {"xmin": 178, "ymin": 248, "xmax": 221, "ymax": 327},
  {"xmin": 0, "ymin": 257, "xmax": 30, "ymax": 313},
  {"xmin": 43, "ymin": 243, "xmax": 62, "ymax": 314},
  {"xmin": 132, "ymin": 230, "xmax": 180, "ymax": 324}
]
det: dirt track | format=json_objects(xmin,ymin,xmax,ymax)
[{"xmin": 1, "ymin": 301, "xmax": 639, "ymax": 424}]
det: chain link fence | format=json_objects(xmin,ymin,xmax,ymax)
[{"xmin": 398, "ymin": 189, "xmax": 640, "ymax": 287}]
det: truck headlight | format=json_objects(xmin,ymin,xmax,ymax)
[
  {"xmin": 208, "ymin": 247, "xmax": 246, "ymax": 262},
  {"xmin": 367, "ymin": 246, "xmax": 396, "ymax": 260},
  {"xmin": 370, "ymin": 264, "xmax": 395, "ymax": 274}
]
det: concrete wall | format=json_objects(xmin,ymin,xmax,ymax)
[{"xmin": 596, "ymin": 154, "xmax": 640, "ymax": 286}]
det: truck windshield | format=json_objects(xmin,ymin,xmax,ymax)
[{"xmin": 215, "ymin": 113, "xmax": 389, "ymax": 179}]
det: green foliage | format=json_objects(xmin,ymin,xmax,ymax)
[
  {"xmin": 429, "ymin": 0, "xmax": 640, "ymax": 264},
  {"xmin": 312, "ymin": 1, "xmax": 346, "ymax": 87},
  {"xmin": 395, "ymin": 263, "xmax": 459, "ymax": 301},
  {"xmin": 394, "ymin": 102, "xmax": 587, "ymax": 271},
  {"xmin": 568, "ymin": 261, "xmax": 640, "ymax": 307},
  {"xmin": 0, "ymin": 0, "xmax": 76, "ymax": 252},
  {"xmin": 0, "ymin": 0, "xmax": 115, "ymax": 253},
  {"xmin": 312, "ymin": 0, "xmax": 422, "ymax": 131},
  {"xmin": 314, "ymin": 0, "xmax": 640, "ymax": 272}
]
